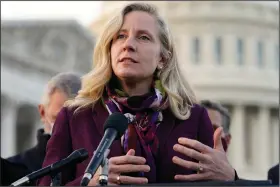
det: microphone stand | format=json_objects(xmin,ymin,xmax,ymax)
[
  {"xmin": 98, "ymin": 149, "xmax": 110, "ymax": 186},
  {"xmin": 11, "ymin": 149, "xmax": 88, "ymax": 186}
]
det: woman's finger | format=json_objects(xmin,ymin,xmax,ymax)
[
  {"xmin": 174, "ymin": 172, "xmax": 211, "ymax": 181},
  {"xmin": 109, "ymin": 155, "xmax": 146, "ymax": 165},
  {"xmin": 118, "ymin": 175, "xmax": 148, "ymax": 185},
  {"xmin": 126, "ymin": 149, "xmax": 135, "ymax": 156},
  {"xmin": 172, "ymin": 156, "xmax": 202, "ymax": 172},
  {"xmin": 213, "ymin": 127, "xmax": 225, "ymax": 151},
  {"xmin": 173, "ymin": 144, "xmax": 209, "ymax": 162},
  {"xmin": 109, "ymin": 174, "xmax": 148, "ymax": 185},
  {"xmin": 107, "ymin": 182, "xmax": 118, "ymax": 186},
  {"xmin": 109, "ymin": 164, "xmax": 150, "ymax": 173},
  {"xmin": 178, "ymin": 138, "xmax": 212, "ymax": 154}
]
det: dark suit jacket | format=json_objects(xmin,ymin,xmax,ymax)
[
  {"xmin": 0, "ymin": 157, "xmax": 29, "ymax": 185},
  {"xmin": 4, "ymin": 129, "xmax": 50, "ymax": 185},
  {"xmin": 8, "ymin": 129, "xmax": 51, "ymax": 172},
  {"xmin": 268, "ymin": 164, "xmax": 279, "ymax": 185},
  {"xmin": 38, "ymin": 101, "xmax": 214, "ymax": 186}
]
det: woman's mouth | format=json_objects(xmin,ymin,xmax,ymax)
[{"xmin": 119, "ymin": 57, "xmax": 138, "ymax": 63}]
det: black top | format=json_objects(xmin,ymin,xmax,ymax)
[
  {"xmin": 2, "ymin": 128, "xmax": 50, "ymax": 185},
  {"xmin": 1, "ymin": 157, "xmax": 28, "ymax": 185},
  {"xmin": 268, "ymin": 164, "xmax": 279, "ymax": 185}
]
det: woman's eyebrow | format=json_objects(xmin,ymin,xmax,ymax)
[
  {"xmin": 137, "ymin": 29, "xmax": 155, "ymax": 40},
  {"xmin": 118, "ymin": 29, "xmax": 127, "ymax": 33},
  {"xmin": 118, "ymin": 28, "xmax": 153, "ymax": 36}
]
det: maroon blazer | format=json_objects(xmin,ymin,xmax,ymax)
[{"xmin": 38, "ymin": 101, "xmax": 214, "ymax": 186}]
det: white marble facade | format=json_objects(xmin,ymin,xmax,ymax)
[{"xmin": 90, "ymin": 1, "xmax": 279, "ymax": 179}]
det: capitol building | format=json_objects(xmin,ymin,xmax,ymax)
[{"xmin": 90, "ymin": 1, "xmax": 279, "ymax": 179}]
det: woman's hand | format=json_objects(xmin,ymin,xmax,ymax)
[
  {"xmin": 172, "ymin": 127, "xmax": 235, "ymax": 181},
  {"xmin": 108, "ymin": 149, "xmax": 150, "ymax": 185},
  {"xmin": 88, "ymin": 149, "xmax": 150, "ymax": 186}
]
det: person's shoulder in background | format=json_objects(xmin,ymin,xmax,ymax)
[
  {"xmin": 1, "ymin": 157, "xmax": 30, "ymax": 185},
  {"xmin": 7, "ymin": 129, "xmax": 50, "ymax": 171},
  {"xmin": 268, "ymin": 163, "xmax": 279, "ymax": 185}
]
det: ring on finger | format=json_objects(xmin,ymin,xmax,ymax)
[
  {"xmin": 197, "ymin": 164, "xmax": 204, "ymax": 173},
  {"xmin": 116, "ymin": 174, "xmax": 121, "ymax": 185}
]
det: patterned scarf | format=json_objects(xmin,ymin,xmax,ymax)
[{"xmin": 102, "ymin": 79, "xmax": 168, "ymax": 182}]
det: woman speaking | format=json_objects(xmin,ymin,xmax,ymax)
[{"xmin": 39, "ymin": 3, "xmax": 236, "ymax": 186}]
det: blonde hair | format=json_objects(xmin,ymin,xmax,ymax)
[{"xmin": 66, "ymin": 3, "xmax": 197, "ymax": 120}]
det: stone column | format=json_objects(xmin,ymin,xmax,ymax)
[
  {"xmin": 1, "ymin": 97, "xmax": 18, "ymax": 158},
  {"xmin": 227, "ymin": 104, "xmax": 246, "ymax": 172},
  {"xmin": 257, "ymin": 105, "xmax": 271, "ymax": 173}
]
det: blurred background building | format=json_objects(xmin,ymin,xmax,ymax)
[
  {"xmin": 1, "ymin": 1, "xmax": 279, "ymax": 180},
  {"xmin": 1, "ymin": 20, "xmax": 94, "ymax": 157}
]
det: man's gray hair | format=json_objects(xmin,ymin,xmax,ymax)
[
  {"xmin": 41, "ymin": 72, "xmax": 82, "ymax": 106},
  {"xmin": 200, "ymin": 100, "xmax": 231, "ymax": 133}
]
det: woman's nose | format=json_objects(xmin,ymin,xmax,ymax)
[{"xmin": 122, "ymin": 36, "xmax": 136, "ymax": 52}]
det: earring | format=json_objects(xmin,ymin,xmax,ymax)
[
  {"xmin": 157, "ymin": 65, "xmax": 163, "ymax": 70},
  {"xmin": 156, "ymin": 65, "xmax": 163, "ymax": 79}
]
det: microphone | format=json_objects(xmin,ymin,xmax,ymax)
[
  {"xmin": 11, "ymin": 148, "xmax": 88, "ymax": 186},
  {"xmin": 80, "ymin": 113, "xmax": 128, "ymax": 186}
]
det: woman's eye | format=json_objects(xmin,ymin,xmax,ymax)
[
  {"xmin": 139, "ymin": 35, "xmax": 150, "ymax": 40},
  {"xmin": 116, "ymin": 34, "xmax": 126, "ymax": 39}
]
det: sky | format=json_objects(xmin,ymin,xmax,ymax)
[
  {"xmin": 1, "ymin": 1, "xmax": 278, "ymax": 27},
  {"xmin": 1, "ymin": 1, "xmax": 103, "ymax": 26}
]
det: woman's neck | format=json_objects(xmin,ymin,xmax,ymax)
[{"xmin": 120, "ymin": 77, "xmax": 153, "ymax": 96}]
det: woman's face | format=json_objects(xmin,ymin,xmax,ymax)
[{"xmin": 110, "ymin": 11, "xmax": 162, "ymax": 82}]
